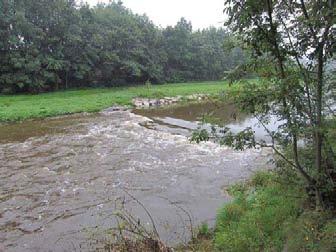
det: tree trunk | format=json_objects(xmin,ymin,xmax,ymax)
[
  {"xmin": 315, "ymin": 45, "xmax": 324, "ymax": 210},
  {"xmin": 65, "ymin": 71, "xmax": 68, "ymax": 90}
]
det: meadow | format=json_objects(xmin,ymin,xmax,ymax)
[{"xmin": 0, "ymin": 81, "xmax": 233, "ymax": 122}]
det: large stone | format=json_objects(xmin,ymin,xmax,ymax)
[{"xmin": 132, "ymin": 94, "xmax": 209, "ymax": 108}]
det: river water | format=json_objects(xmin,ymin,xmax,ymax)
[{"xmin": 0, "ymin": 103, "xmax": 271, "ymax": 251}]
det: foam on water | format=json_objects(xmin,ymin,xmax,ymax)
[{"xmin": 0, "ymin": 110, "xmax": 271, "ymax": 251}]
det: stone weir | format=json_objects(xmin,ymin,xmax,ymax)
[{"xmin": 132, "ymin": 94, "xmax": 208, "ymax": 108}]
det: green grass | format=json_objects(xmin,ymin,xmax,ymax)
[
  {"xmin": 181, "ymin": 171, "xmax": 336, "ymax": 251},
  {"xmin": 189, "ymin": 171, "xmax": 336, "ymax": 252},
  {"xmin": 214, "ymin": 171, "xmax": 304, "ymax": 251},
  {"xmin": 0, "ymin": 81, "xmax": 233, "ymax": 122}
]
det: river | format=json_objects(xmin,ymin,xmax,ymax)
[{"xmin": 0, "ymin": 102, "xmax": 271, "ymax": 251}]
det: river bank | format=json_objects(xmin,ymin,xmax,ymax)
[
  {"xmin": 0, "ymin": 81, "xmax": 242, "ymax": 122},
  {"xmin": 178, "ymin": 171, "xmax": 336, "ymax": 252}
]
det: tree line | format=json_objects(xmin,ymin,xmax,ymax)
[{"xmin": 0, "ymin": 0, "xmax": 245, "ymax": 94}]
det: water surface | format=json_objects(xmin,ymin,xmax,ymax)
[
  {"xmin": 0, "ymin": 103, "xmax": 271, "ymax": 251},
  {"xmin": 134, "ymin": 101, "xmax": 280, "ymax": 141}
]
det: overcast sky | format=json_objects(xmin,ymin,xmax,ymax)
[{"xmin": 82, "ymin": 0, "xmax": 226, "ymax": 30}]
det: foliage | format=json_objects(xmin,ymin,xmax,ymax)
[
  {"xmin": 209, "ymin": 171, "xmax": 336, "ymax": 252},
  {"xmin": 190, "ymin": 128, "xmax": 210, "ymax": 144},
  {"xmin": 0, "ymin": 0, "xmax": 247, "ymax": 94},
  {"xmin": 178, "ymin": 171, "xmax": 335, "ymax": 252},
  {"xmin": 207, "ymin": 0, "xmax": 336, "ymax": 210},
  {"xmin": 215, "ymin": 171, "xmax": 303, "ymax": 251},
  {"xmin": 285, "ymin": 211, "xmax": 336, "ymax": 251}
]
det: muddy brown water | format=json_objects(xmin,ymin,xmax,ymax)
[{"xmin": 0, "ymin": 103, "xmax": 272, "ymax": 251}]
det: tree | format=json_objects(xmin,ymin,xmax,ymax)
[
  {"xmin": 0, "ymin": 0, "xmax": 246, "ymax": 93},
  {"xmin": 218, "ymin": 0, "xmax": 335, "ymax": 209},
  {"xmin": 163, "ymin": 18, "xmax": 194, "ymax": 82},
  {"xmin": 0, "ymin": 0, "xmax": 80, "ymax": 92}
]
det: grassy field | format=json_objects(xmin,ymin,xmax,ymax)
[{"xmin": 0, "ymin": 81, "xmax": 232, "ymax": 122}]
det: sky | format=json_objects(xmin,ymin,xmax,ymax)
[{"xmin": 82, "ymin": 0, "xmax": 226, "ymax": 30}]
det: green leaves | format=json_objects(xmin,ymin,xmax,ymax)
[
  {"xmin": 219, "ymin": 127, "xmax": 257, "ymax": 150},
  {"xmin": 223, "ymin": 0, "xmax": 336, "ymax": 210},
  {"xmin": 0, "ymin": 0, "xmax": 247, "ymax": 93},
  {"xmin": 190, "ymin": 128, "xmax": 210, "ymax": 144}
]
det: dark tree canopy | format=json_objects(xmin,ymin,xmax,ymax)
[{"xmin": 0, "ymin": 0, "xmax": 245, "ymax": 94}]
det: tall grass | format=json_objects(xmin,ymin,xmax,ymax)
[{"xmin": 212, "ymin": 171, "xmax": 336, "ymax": 252}]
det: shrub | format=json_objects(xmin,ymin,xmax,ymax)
[{"xmin": 190, "ymin": 129, "xmax": 210, "ymax": 143}]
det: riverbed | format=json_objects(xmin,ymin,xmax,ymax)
[{"xmin": 0, "ymin": 102, "xmax": 271, "ymax": 251}]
